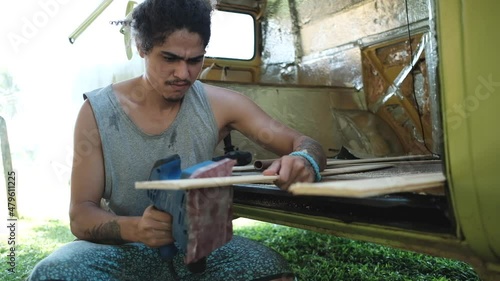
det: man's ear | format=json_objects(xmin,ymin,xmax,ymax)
[{"xmin": 136, "ymin": 43, "xmax": 145, "ymax": 58}]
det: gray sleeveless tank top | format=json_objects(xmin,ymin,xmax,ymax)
[{"xmin": 84, "ymin": 81, "xmax": 218, "ymax": 216}]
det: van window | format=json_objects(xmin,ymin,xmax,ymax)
[{"xmin": 206, "ymin": 10, "xmax": 255, "ymax": 60}]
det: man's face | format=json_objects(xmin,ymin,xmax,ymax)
[{"xmin": 142, "ymin": 29, "xmax": 206, "ymax": 102}]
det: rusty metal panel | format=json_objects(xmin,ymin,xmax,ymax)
[
  {"xmin": 260, "ymin": 64, "xmax": 298, "ymax": 84},
  {"xmin": 261, "ymin": 0, "xmax": 296, "ymax": 66},
  {"xmin": 207, "ymin": 82, "xmax": 364, "ymax": 159},
  {"xmin": 332, "ymin": 109, "xmax": 405, "ymax": 157},
  {"xmin": 261, "ymin": 0, "xmax": 430, "ymax": 87},
  {"xmin": 299, "ymin": 0, "xmax": 428, "ymax": 56},
  {"xmin": 256, "ymin": 0, "xmax": 439, "ymax": 157},
  {"xmin": 361, "ymin": 33, "xmax": 435, "ymax": 155},
  {"xmin": 299, "ymin": 47, "xmax": 363, "ymax": 88},
  {"xmin": 295, "ymin": 0, "xmax": 366, "ymax": 26}
]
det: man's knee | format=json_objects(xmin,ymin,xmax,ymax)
[
  {"xmin": 28, "ymin": 241, "xmax": 93, "ymax": 280},
  {"xmin": 28, "ymin": 255, "xmax": 72, "ymax": 281}
]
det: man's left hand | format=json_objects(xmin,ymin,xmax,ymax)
[{"xmin": 262, "ymin": 155, "xmax": 315, "ymax": 190}]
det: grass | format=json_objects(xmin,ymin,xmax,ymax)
[
  {"xmin": 0, "ymin": 217, "xmax": 481, "ymax": 281},
  {"xmin": 1, "ymin": 218, "xmax": 76, "ymax": 280},
  {"xmin": 233, "ymin": 221, "xmax": 481, "ymax": 281}
]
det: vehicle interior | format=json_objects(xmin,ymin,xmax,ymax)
[{"xmin": 196, "ymin": 0, "xmax": 451, "ymax": 239}]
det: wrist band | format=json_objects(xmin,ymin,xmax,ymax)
[{"xmin": 289, "ymin": 151, "xmax": 322, "ymax": 182}]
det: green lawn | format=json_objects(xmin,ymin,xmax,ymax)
[
  {"xmin": 1, "ymin": 217, "xmax": 481, "ymax": 281},
  {"xmin": 1, "ymin": 218, "xmax": 77, "ymax": 280},
  {"xmin": 234, "ymin": 222, "xmax": 481, "ymax": 281}
]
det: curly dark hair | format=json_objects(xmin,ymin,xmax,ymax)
[{"xmin": 132, "ymin": 0, "xmax": 213, "ymax": 54}]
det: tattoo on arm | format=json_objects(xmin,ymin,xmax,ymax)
[
  {"xmin": 296, "ymin": 137, "xmax": 327, "ymax": 170},
  {"xmin": 84, "ymin": 220, "xmax": 125, "ymax": 245}
]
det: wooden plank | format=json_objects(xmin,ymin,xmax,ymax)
[
  {"xmin": 288, "ymin": 172, "xmax": 445, "ymax": 198},
  {"xmin": 319, "ymin": 164, "xmax": 393, "ymax": 176},
  {"xmin": 326, "ymin": 154, "xmax": 438, "ymax": 166},
  {"xmin": 235, "ymin": 155, "xmax": 434, "ymax": 172},
  {"xmin": 137, "ymin": 175, "xmax": 280, "ymax": 190},
  {"xmin": 136, "ymin": 164, "xmax": 393, "ymax": 190}
]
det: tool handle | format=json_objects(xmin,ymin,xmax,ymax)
[
  {"xmin": 158, "ymin": 244, "xmax": 207, "ymax": 273},
  {"xmin": 158, "ymin": 243, "xmax": 178, "ymax": 260}
]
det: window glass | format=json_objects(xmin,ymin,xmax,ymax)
[{"xmin": 206, "ymin": 10, "xmax": 255, "ymax": 60}]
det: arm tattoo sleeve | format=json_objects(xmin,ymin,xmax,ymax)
[{"xmin": 84, "ymin": 220, "xmax": 126, "ymax": 245}]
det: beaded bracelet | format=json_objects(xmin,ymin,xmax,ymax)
[{"xmin": 289, "ymin": 151, "xmax": 322, "ymax": 182}]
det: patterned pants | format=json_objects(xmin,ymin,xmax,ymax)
[{"xmin": 28, "ymin": 236, "xmax": 294, "ymax": 281}]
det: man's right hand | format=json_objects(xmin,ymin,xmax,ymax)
[{"xmin": 137, "ymin": 205, "xmax": 174, "ymax": 247}]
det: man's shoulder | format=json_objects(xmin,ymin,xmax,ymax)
[
  {"xmin": 82, "ymin": 84, "xmax": 113, "ymax": 101},
  {"xmin": 198, "ymin": 81, "xmax": 241, "ymax": 97}
]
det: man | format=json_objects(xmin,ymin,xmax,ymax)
[{"xmin": 29, "ymin": 0, "xmax": 326, "ymax": 280}]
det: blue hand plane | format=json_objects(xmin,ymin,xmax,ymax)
[{"xmin": 147, "ymin": 154, "xmax": 235, "ymax": 273}]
